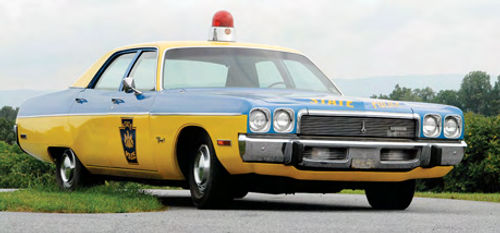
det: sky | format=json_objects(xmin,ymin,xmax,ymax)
[{"xmin": 1, "ymin": 0, "xmax": 499, "ymax": 90}]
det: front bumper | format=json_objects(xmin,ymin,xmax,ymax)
[{"xmin": 238, "ymin": 134, "xmax": 466, "ymax": 170}]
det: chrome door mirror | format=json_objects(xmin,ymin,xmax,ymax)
[{"xmin": 122, "ymin": 77, "xmax": 142, "ymax": 95}]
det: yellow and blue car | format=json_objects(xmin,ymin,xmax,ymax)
[{"xmin": 15, "ymin": 11, "xmax": 466, "ymax": 209}]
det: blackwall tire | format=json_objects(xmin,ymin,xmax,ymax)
[
  {"xmin": 188, "ymin": 134, "xmax": 231, "ymax": 209},
  {"xmin": 55, "ymin": 148, "xmax": 100, "ymax": 190},
  {"xmin": 365, "ymin": 180, "xmax": 416, "ymax": 210}
]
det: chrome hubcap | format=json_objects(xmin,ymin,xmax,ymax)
[
  {"xmin": 193, "ymin": 144, "xmax": 211, "ymax": 193},
  {"xmin": 59, "ymin": 150, "xmax": 76, "ymax": 186}
]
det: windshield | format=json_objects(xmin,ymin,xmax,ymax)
[{"xmin": 162, "ymin": 47, "xmax": 341, "ymax": 94}]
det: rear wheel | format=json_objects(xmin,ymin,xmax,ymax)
[
  {"xmin": 188, "ymin": 134, "xmax": 231, "ymax": 209},
  {"xmin": 55, "ymin": 148, "xmax": 102, "ymax": 190},
  {"xmin": 365, "ymin": 180, "xmax": 415, "ymax": 210}
]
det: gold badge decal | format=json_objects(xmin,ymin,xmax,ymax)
[{"xmin": 120, "ymin": 118, "xmax": 138, "ymax": 164}]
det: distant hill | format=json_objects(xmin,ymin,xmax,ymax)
[
  {"xmin": 0, "ymin": 74, "xmax": 465, "ymax": 107},
  {"xmin": 0, "ymin": 90, "xmax": 55, "ymax": 108},
  {"xmin": 333, "ymin": 74, "xmax": 464, "ymax": 97}
]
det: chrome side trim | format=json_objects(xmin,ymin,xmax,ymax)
[
  {"xmin": 17, "ymin": 112, "xmax": 150, "ymax": 118},
  {"xmin": 150, "ymin": 112, "xmax": 242, "ymax": 116},
  {"xmin": 18, "ymin": 112, "xmax": 243, "ymax": 118}
]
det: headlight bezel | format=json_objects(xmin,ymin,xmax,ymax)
[
  {"xmin": 273, "ymin": 108, "xmax": 295, "ymax": 133},
  {"xmin": 443, "ymin": 115, "xmax": 462, "ymax": 139},
  {"xmin": 249, "ymin": 108, "xmax": 271, "ymax": 133},
  {"xmin": 422, "ymin": 114, "xmax": 442, "ymax": 138}
]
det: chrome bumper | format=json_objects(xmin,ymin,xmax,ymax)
[{"xmin": 238, "ymin": 134, "xmax": 466, "ymax": 170}]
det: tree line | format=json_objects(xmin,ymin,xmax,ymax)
[
  {"xmin": 0, "ymin": 106, "xmax": 18, "ymax": 144},
  {"xmin": 371, "ymin": 71, "xmax": 499, "ymax": 192},
  {"xmin": 372, "ymin": 71, "xmax": 500, "ymax": 116}
]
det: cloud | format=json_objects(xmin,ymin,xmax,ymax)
[{"xmin": 0, "ymin": 0, "xmax": 499, "ymax": 90}]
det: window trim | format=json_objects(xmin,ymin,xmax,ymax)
[
  {"xmin": 88, "ymin": 47, "xmax": 158, "ymax": 92},
  {"xmin": 121, "ymin": 49, "xmax": 158, "ymax": 92}
]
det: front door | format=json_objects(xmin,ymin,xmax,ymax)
[
  {"xmin": 70, "ymin": 49, "xmax": 159, "ymax": 174},
  {"xmin": 107, "ymin": 51, "xmax": 158, "ymax": 171}
]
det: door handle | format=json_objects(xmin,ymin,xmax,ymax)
[
  {"xmin": 111, "ymin": 98, "xmax": 125, "ymax": 104},
  {"xmin": 75, "ymin": 98, "xmax": 87, "ymax": 104}
]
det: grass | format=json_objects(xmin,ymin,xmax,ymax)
[
  {"xmin": 0, "ymin": 183, "xmax": 166, "ymax": 213},
  {"xmin": 340, "ymin": 189, "xmax": 500, "ymax": 203}
]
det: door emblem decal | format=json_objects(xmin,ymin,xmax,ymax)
[{"xmin": 120, "ymin": 118, "xmax": 138, "ymax": 164}]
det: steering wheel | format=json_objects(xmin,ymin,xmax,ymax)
[{"xmin": 267, "ymin": 81, "xmax": 286, "ymax": 88}]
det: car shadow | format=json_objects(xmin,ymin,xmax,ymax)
[{"xmin": 156, "ymin": 195, "xmax": 375, "ymax": 212}]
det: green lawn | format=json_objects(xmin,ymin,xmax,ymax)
[
  {"xmin": 340, "ymin": 190, "xmax": 500, "ymax": 203},
  {"xmin": 0, "ymin": 184, "xmax": 165, "ymax": 213}
]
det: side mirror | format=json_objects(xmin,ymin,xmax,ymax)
[{"xmin": 122, "ymin": 77, "xmax": 142, "ymax": 95}]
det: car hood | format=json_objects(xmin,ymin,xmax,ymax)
[{"xmin": 178, "ymin": 88, "xmax": 462, "ymax": 116}]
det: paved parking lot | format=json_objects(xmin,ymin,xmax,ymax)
[{"xmin": 1, "ymin": 190, "xmax": 499, "ymax": 233}]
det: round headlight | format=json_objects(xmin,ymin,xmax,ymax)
[
  {"xmin": 249, "ymin": 108, "xmax": 270, "ymax": 132},
  {"xmin": 423, "ymin": 114, "xmax": 441, "ymax": 137},
  {"xmin": 273, "ymin": 109, "xmax": 294, "ymax": 132},
  {"xmin": 444, "ymin": 116, "xmax": 461, "ymax": 138}
]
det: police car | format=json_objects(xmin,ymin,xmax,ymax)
[{"xmin": 16, "ymin": 11, "xmax": 466, "ymax": 209}]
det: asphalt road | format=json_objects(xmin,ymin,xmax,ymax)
[{"xmin": 1, "ymin": 190, "xmax": 499, "ymax": 233}]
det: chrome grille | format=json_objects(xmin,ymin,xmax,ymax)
[{"xmin": 299, "ymin": 115, "xmax": 417, "ymax": 138}]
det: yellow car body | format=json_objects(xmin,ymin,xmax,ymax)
[{"xmin": 16, "ymin": 41, "xmax": 460, "ymax": 184}]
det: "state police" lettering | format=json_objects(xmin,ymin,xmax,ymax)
[{"xmin": 310, "ymin": 98, "xmax": 354, "ymax": 108}]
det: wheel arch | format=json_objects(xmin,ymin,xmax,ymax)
[
  {"xmin": 47, "ymin": 146, "xmax": 69, "ymax": 162},
  {"xmin": 175, "ymin": 126, "xmax": 213, "ymax": 179}
]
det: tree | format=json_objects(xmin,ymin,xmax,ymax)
[
  {"xmin": 388, "ymin": 84, "xmax": 421, "ymax": 101},
  {"xmin": 373, "ymin": 84, "xmax": 437, "ymax": 102},
  {"xmin": 490, "ymin": 76, "xmax": 500, "ymax": 115},
  {"xmin": 0, "ymin": 118, "xmax": 16, "ymax": 144},
  {"xmin": 458, "ymin": 71, "xmax": 492, "ymax": 115},
  {"xmin": 413, "ymin": 87, "xmax": 436, "ymax": 102},
  {"xmin": 434, "ymin": 90, "xmax": 462, "ymax": 108},
  {"xmin": 0, "ymin": 106, "xmax": 19, "ymax": 121}
]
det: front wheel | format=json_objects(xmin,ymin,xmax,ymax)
[
  {"xmin": 365, "ymin": 180, "xmax": 415, "ymax": 210},
  {"xmin": 188, "ymin": 135, "xmax": 232, "ymax": 209}
]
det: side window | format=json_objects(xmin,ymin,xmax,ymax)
[
  {"xmin": 283, "ymin": 60, "xmax": 328, "ymax": 92},
  {"xmin": 255, "ymin": 61, "xmax": 285, "ymax": 88},
  {"xmin": 129, "ymin": 51, "xmax": 157, "ymax": 91},
  {"xmin": 94, "ymin": 53, "xmax": 136, "ymax": 90}
]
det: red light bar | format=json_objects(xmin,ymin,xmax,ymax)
[
  {"xmin": 209, "ymin": 10, "xmax": 235, "ymax": 42},
  {"xmin": 212, "ymin": 10, "xmax": 234, "ymax": 27}
]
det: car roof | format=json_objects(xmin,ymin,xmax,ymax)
[{"xmin": 71, "ymin": 41, "xmax": 302, "ymax": 88}]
